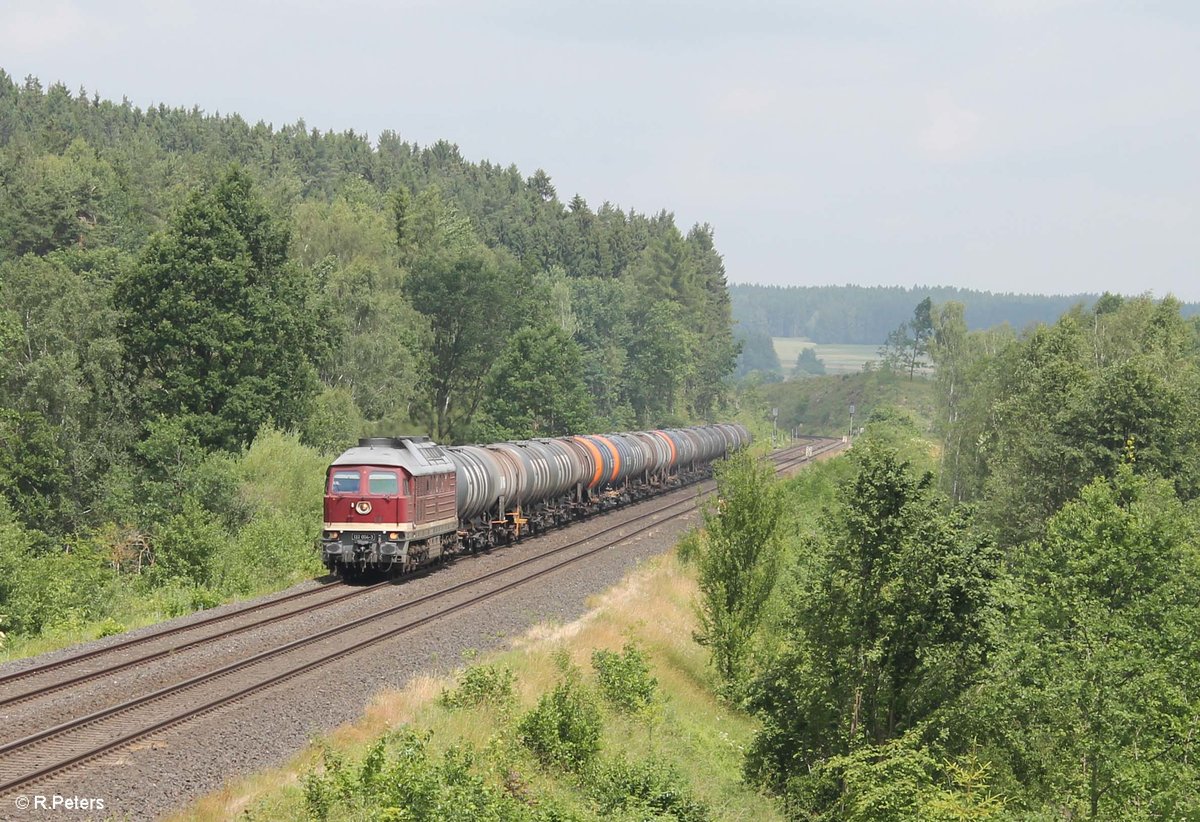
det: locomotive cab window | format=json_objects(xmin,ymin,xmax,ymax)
[
  {"xmin": 369, "ymin": 471, "xmax": 399, "ymax": 495},
  {"xmin": 331, "ymin": 471, "xmax": 361, "ymax": 493}
]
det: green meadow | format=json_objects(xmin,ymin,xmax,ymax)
[{"xmin": 771, "ymin": 337, "xmax": 880, "ymax": 374}]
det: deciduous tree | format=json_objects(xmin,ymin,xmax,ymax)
[
  {"xmin": 483, "ymin": 324, "xmax": 593, "ymax": 439},
  {"xmin": 694, "ymin": 449, "xmax": 786, "ymax": 687},
  {"xmin": 745, "ymin": 439, "xmax": 998, "ymax": 800},
  {"xmin": 115, "ymin": 167, "xmax": 323, "ymax": 451},
  {"xmin": 969, "ymin": 467, "xmax": 1200, "ymax": 818},
  {"xmin": 403, "ymin": 243, "xmax": 531, "ymax": 442}
]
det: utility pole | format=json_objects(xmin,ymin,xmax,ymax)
[
  {"xmin": 771, "ymin": 407, "xmax": 779, "ymax": 446},
  {"xmin": 848, "ymin": 403, "xmax": 855, "ymax": 442}
]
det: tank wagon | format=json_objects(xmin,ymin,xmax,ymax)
[{"xmin": 320, "ymin": 424, "xmax": 750, "ymax": 577}]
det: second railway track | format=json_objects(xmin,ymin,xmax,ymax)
[{"xmin": 0, "ymin": 438, "xmax": 843, "ymax": 798}]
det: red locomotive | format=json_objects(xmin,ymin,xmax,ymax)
[{"xmin": 320, "ymin": 425, "xmax": 749, "ymax": 578}]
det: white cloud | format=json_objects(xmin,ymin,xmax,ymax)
[
  {"xmin": 918, "ymin": 93, "xmax": 982, "ymax": 158},
  {"xmin": 713, "ymin": 86, "xmax": 777, "ymax": 119}
]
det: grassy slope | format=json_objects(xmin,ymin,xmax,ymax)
[{"xmin": 174, "ymin": 553, "xmax": 784, "ymax": 821}]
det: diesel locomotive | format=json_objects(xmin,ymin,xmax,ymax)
[{"xmin": 319, "ymin": 424, "xmax": 750, "ymax": 577}]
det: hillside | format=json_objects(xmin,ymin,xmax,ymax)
[
  {"xmin": 0, "ymin": 71, "xmax": 740, "ymax": 657},
  {"xmin": 731, "ymin": 283, "xmax": 1200, "ymax": 345},
  {"xmin": 759, "ymin": 370, "xmax": 936, "ymax": 438}
]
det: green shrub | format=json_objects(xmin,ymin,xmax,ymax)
[
  {"xmin": 239, "ymin": 427, "xmax": 330, "ymax": 521},
  {"xmin": 590, "ymin": 755, "xmax": 710, "ymax": 822},
  {"xmin": 300, "ymin": 386, "xmax": 366, "ymax": 454},
  {"xmin": 213, "ymin": 511, "xmax": 322, "ymax": 596},
  {"xmin": 591, "ymin": 642, "xmax": 657, "ymax": 714},
  {"xmin": 301, "ymin": 730, "xmax": 524, "ymax": 821},
  {"xmin": 148, "ymin": 581, "xmax": 195, "ymax": 619},
  {"xmin": 0, "ymin": 518, "xmax": 121, "ymax": 636},
  {"xmin": 782, "ymin": 736, "xmax": 939, "ymax": 822},
  {"xmin": 439, "ymin": 663, "xmax": 517, "ymax": 710},
  {"xmin": 518, "ymin": 670, "xmax": 602, "ymax": 771},
  {"xmin": 95, "ymin": 617, "xmax": 126, "ymax": 638},
  {"xmin": 676, "ymin": 530, "xmax": 703, "ymax": 565},
  {"xmin": 189, "ymin": 586, "xmax": 221, "ymax": 611},
  {"xmin": 189, "ymin": 450, "xmax": 250, "ymax": 529},
  {"xmin": 150, "ymin": 498, "xmax": 227, "ymax": 586},
  {"xmin": 301, "ymin": 743, "xmax": 353, "ymax": 821}
]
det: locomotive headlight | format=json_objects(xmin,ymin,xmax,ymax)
[
  {"xmin": 388, "ymin": 531, "xmax": 400, "ymax": 540},
  {"xmin": 324, "ymin": 530, "xmax": 340, "ymax": 540}
]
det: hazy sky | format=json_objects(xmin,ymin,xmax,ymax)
[{"xmin": 2, "ymin": 1, "xmax": 1197, "ymax": 298}]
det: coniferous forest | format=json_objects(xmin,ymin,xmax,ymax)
[
  {"xmin": 731, "ymin": 282, "xmax": 1200, "ymax": 345},
  {"xmin": 0, "ymin": 73, "xmax": 737, "ymax": 644}
]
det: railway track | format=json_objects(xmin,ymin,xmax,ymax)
[
  {"xmin": 0, "ymin": 579, "xmax": 386, "ymax": 710},
  {"xmin": 0, "ymin": 463, "xmax": 728, "ymax": 711},
  {"xmin": 0, "ymin": 437, "xmax": 835, "ymax": 708},
  {"xmin": 0, "ymin": 437, "xmax": 842, "ymax": 797}
]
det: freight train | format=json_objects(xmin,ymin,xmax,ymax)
[{"xmin": 319, "ymin": 424, "xmax": 750, "ymax": 578}]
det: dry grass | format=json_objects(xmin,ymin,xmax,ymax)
[{"xmin": 173, "ymin": 674, "xmax": 446, "ymax": 821}]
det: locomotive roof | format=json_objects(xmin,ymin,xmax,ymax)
[{"xmin": 331, "ymin": 439, "xmax": 454, "ymax": 477}]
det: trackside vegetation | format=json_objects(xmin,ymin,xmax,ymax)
[
  {"xmin": 0, "ymin": 429, "xmax": 326, "ymax": 657},
  {"xmin": 693, "ymin": 449, "xmax": 786, "ymax": 688},
  {"xmin": 0, "ymin": 74, "xmax": 744, "ymax": 655},
  {"xmin": 182, "ymin": 294, "xmax": 1200, "ymax": 817},
  {"xmin": 692, "ymin": 294, "xmax": 1200, "ymax": 819},
  {"xmin": 173, "ymin": 554, "xmax": 789, "ymax": 822}
]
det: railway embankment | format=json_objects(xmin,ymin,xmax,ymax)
[
  {"xmin": 0, "ymin": 441, "xmax": 841, "ymax": 819},
  {"xmin": 167, "ymin": 442, "xmax": 845, "ymax": 822},
  {"xmin": 175, "ymin": 550, "xmax": 781, "ymax": 821}
]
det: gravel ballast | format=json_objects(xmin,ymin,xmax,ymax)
[
  {"xmin": 0, "ymin": 444, "xmax": 840, "ymax": 821},
  {"xmin": 0, "ymin": 485, "xmax": 714, "ymax": 821}
]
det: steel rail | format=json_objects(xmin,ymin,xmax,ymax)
[
  {"xmin": 0, "ymin": 445, "xmax": 798, "ymax": 692},
  {"xmin": 0, "ymin": 580, "xmax": 390, "ymax": 709},
  {"xmin": 0, "ymin": 580, "xmax": 349, "ymax": 690},
  {"xmin": 0, "ymin": 439, "xmax": 841, "ymax": 796}
]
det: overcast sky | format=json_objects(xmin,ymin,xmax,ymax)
[{"xmin": 2, "ymin": 0, "xmax": 1197, "ymax": 298}]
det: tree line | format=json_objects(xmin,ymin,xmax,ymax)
[
  {"xmin": 731, "ymin": 282, "xmax": 1200, "ymax": 345},
  {"xmin": 694, "ymin": 295, "xmax": 1200, "ymax": 818}
]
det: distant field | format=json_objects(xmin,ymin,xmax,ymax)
[{"xmin": 772, "ymin": 337, "xmax": 880, "ymax": 374}]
